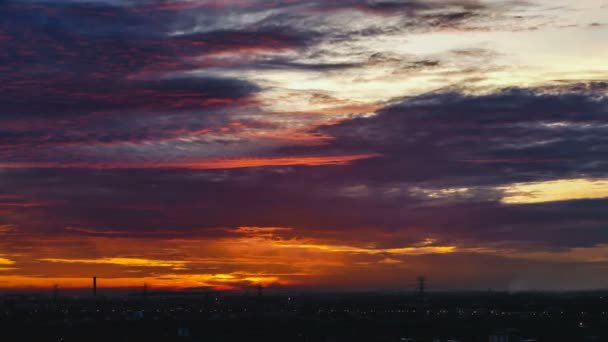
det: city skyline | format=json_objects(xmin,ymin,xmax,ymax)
[{"xmin": 1, "ymin": 0, "xmax": 608, "ymax": 291}]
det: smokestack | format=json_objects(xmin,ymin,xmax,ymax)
[{"xmin": 93, "ymin": 276, "xmax": 97, "ymax": 296}]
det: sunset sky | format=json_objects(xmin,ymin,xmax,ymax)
[{"xmin": 1, "ymin": 0, "xmax": 608, "ymax": 292}]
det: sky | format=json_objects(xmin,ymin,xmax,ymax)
[{"xmin": 1, "ymin": 0, "xmax": 608, "ymax": 292}]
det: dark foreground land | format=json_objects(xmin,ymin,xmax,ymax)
[{"xmin": 1, "ymin": 290, "xmax": 607, "ymax": 342}]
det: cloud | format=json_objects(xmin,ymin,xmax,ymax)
[
  {"xmin": 0, "ymin": 258, "xmax": 16, "ymax": 265},
  {"xmin": 0, "ymin": 225, "xmax": 17, "ymax": 234},
  {"xmin": 1, "ymin": 0, "xmax": 607, "ymax": 290},
  {"xmin": 501, "ymin": 178, "xmax": 608, "ymax": 204},
  {"xmin": 0, "ymin": 154, "xmax": 378, "ymax": 170},
  {"xmin": 0, "ymin": 76, "xmax": 258, "ymax": 118},
  {"xmin": 41, "ymin": 257, "xmax": 189, "ymax": 269},
  {"xmin": 273, "ymin": 240, "xmax": 456, "ymax": 255},
  {"xmin": 311, "ymin": 82, "xmax": 608, "ymax": 186},
  {"xmin": 0, "ymin": 0, "xmax": 547, "ymax": 169}
]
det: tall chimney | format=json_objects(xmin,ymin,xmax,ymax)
[{"xmin": 93, "ymin": 276, "xmax": 97, "ymax": 296}]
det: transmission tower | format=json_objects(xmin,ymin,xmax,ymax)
[
  {"xmin": 52, "ymin": 284, "xmax": 59, "ymax": 302},
  {"xmin": 416, "ymin": 276, "xmax": 426, "ymax": 304}
]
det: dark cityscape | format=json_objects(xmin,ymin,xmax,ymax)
[{"xmin": 2, "ymin": 278, "xmax": 608, "ymax": 342}]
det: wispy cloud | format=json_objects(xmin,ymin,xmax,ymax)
[
  {"xmin": 0, "ymin": 258, "xmax": 16, "ymax": 266},
  {"xmin": 41, "ymin": 257, "xmax": 189, "ymax": 269}
]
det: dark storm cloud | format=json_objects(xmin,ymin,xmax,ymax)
[
  {"xmin": 0, "ymin": 0, "xmax": 535, "ymax": 129},
  {"xmin": 250, "ymin": 0, "xmax": 529, "ymax": 16},
  {"xmin": 308, "ymin": 0, "xmax": 486, "ymax": 14},
  {"xmin": 0, "ymin": 1, "xmax": 301, "ymax": 103},
  {"xmin": 0, "ymin": 77, "xmax": 258, "ymax": 117},
  {"xmin": 103, "ymin": 82, "xmax": 596, "ymax": 249},
  {"xmin": 0, "ymin": 110, "xmax": 221, "ymax": 150},
  {"xmin": 0, "ymin": 0, "xmax": 314, "ymax": 87},
  {"xmin": 0, "ymin": 158, "xmax": 606, "ymax": 252},
  {"xmin": 290, "ymin": 0, "xmax": 532, "ymax": 32},
  {"xmin": 308, "ymin": 83, "xmax": 608, "ymax": 185},
  {"xmin": 0, "ymin": 1, "xmax": 309, "ymax": 149}
]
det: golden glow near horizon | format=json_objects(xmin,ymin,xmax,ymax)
[
  {"xmin": 501, "ymin": 178, "xmax": 608, "ymax": 204},
  {"xmin": 0, "ymin": 273, "xmax": 286, "ymax": 290},
  {"xmin": 0, "ymin": 227, "xmax": 458, "ymax": 289},
  {"xmin": 0, "ymin": 222, "xmax": 606, "ymax": 290}
]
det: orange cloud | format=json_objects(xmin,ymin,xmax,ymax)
[
  {"xmin": 40, "ymin": 257, "xmax": 190, "ymax": 270},
  {"xmin": 0, "ymin": 225, "xmax": 16, "ymax": 234},
  {"xmin": 0, "ymin": 258, "xmax": 15, "ymax": 265},
  {"xmin": 233, "ymin": 226, "xmax": 294, "ymax": 234},
  {"xmin": 272, "ymin": 241, "xmax": 456, "ymax": 255},
  {"xmin": 0, "ymin": 154, "xmax": 379, "ymax": 170}
]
